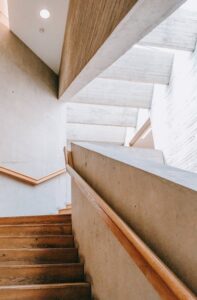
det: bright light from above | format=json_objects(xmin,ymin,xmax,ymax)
[{"xmin": 40, "ymin": 9, "xmax": 50, "ymax": 19}]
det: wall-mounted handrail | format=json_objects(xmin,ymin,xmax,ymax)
[
  {"xmin": 66, "ymin": 156, "xmax": 196, "ymax": 300},
  {"xmin": 0, "ymin": 166, "xmax": 66, "ymax": 185},
  {"xmin": 129, "ymin": 118, "xmax": 151, "ymax": 146}
]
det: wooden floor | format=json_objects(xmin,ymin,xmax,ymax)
[{"xmin": 0, "ymin": 214, "xmax": 91, "ymax": 299}]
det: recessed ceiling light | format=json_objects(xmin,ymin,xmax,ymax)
[{"xmin": 40, "ymin": 9, "xmax": 50, "ymax": 19}]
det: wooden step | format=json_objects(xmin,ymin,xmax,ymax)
[
  {"xmin": 0, "ymin": 282, "xmax": 91, "ymax": 300},
  {"xmin": 0, "ymin": 214, "xmax": 91, "ymax": 299},
  {"xmin": 59, "ymin": 208, "xmax": 72, "ymax": 215},
  {"xmin": 0, "ymin": 236, "xmax": 74, "ymax": 249},
  {"xmin": 0, "ymin": 224, "xmax": 72, "ymax": 236},
  {"xmin": 0, "ymin": 263, "xmax": 84, "ymax": 285},
  {"xmin": 0, "ymin": 248, "xmax": 78, "ymax": 265},
  {"xmin": 0, "ymin": 214, "xmax": 71, "ymax": 225}
]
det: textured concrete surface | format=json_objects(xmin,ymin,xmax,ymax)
[
  {"xmin": 152, "ymin": 46, "xmax": 197, "ymax": 173},
  {"xmin": 72, "ymin": 181, "xmax": 160, "ymax": 300},
  {"xmin": 0, "ymin": 22, "xmax": 67, "ymax": 216},
  {"xmin": 71, "ymin": 143, "xmax": 197, "ymax": 293}
]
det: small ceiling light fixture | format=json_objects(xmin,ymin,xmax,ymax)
[{"xmin": 40, "ymin": 9, "xmax": 50, "ymax": 19}]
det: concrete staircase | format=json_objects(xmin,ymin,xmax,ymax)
[{"xmin": 0, "ymin": 214, "xmax": 91, "ymax": 299}]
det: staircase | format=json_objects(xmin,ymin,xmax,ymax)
[{"xmin": 0, "ymin": 214, "xmax": 91, "ymax": 299}]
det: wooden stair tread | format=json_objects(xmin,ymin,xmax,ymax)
[
  {"xmin": 0, "ymin": 262, "xmax": 82, "ymax": 268},
  {"xmin": 0, "ymin": 224, "xmax": 72, "ymax": 236},
  {"xmin": 0, "ymin": 214, "xmax": 71, "ymax": 225},
  {"xmin": 0, "ymin": 263, "xmax": 84, "ymax": 285},
  {"xmin": 0, "ymin": 224, "xmax": 72, "ymax": 228},
  {"xmin": 0, "ymin": 235, "xmax": 74, "ymax": 248},
  {"xmin": 0, "ymin": 214, "xmax": 91, "ymax": 299},
  {"xmin": 59, "ymin": 208, "xmax": 72, "ymax": 215},
  {"xmin": 0, "ymin": 282, "xmax": 90, "ymax": 290},
  {"xmin": 0, "ymin": 282, "xmax": 91, "ymax": 300},
  {"xmin": 0, "ymin": 248, "xmax": 78, "ymax": 264}
]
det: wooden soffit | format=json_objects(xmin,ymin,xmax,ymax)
[{"xmin": 58, "ymin": 0, "xmax": 137, "ymax": 98}]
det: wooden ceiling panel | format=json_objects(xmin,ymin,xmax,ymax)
[{"xmin": 59, "ymin": 0, "xmax": 138, "ymax": 97}]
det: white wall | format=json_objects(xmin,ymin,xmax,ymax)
[
  {"xmin": 0, "ymin": 22, "xmax": 68, "ymax": 216},
  {"xmin": 151, "ymin": 47, "xmax": 197, "ymax": 172}
]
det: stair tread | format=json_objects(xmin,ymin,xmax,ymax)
[
  {"xmin": 0, "ymin": 247, "xmax": 77, "ymax": 251},
  {"xmin": 0, "ymin": 234, "xmax": 73, "ymax": 237},
  {"xmin": 0, "ymin": 248, "xmax": 79, "ymax": 264},
  {"xmin": 0, "ymin": 224, "xmax": 71, "ymax": 228},
  {"xmin": 0, "ymin": 235, "xmax": 74, "ymax": 249},
  {"xmin": 0, "ymin": 263, "xmax": 83, "ymax": 268},
  {"xmin": 0, "ymin": 215, "xmax": 71, "ymax": 225},
  {"xmin": 0, "ymin": 214, "xmax": 71, "ymax": 219},
  {"xmin": 0, "ymin": 283, "xmax": 91, "ymax": 300},
  {"xmin": 0, "ymin": 282, "xmax": 90, "ymax": 290},
  {"xmin": 0, "ymin": 224, "xmax": 72, "ymax": 236},
  {"xmin": 0, "ymin": 263, "xmax": 84, "ymax": 285}
]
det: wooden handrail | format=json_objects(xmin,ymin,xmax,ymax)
[
  {"xmin": 129, "ymin": 118, "xmax": 151, "ymax": 146},
  {"xmin": 64, "ymin": 147, "xmax": 74, "ymax": 167},
  {"xmin": 0, "ymin": 166, "xmax": 66, "ymax": 185},
  {"xmin": 66, "ymin": 160, "xmax": 196, "ymax": 300}
]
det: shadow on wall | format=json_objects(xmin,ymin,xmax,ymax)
[{"xmin": 0, "ymin": 21, "xmax": 58, "ymax": 97}]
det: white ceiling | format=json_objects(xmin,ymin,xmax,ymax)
[{"xmin": 8, "ymin": 0, "xmax": 69, "ymax": 74}]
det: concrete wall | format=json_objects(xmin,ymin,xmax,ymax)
[
  {"xmin": 72, "ymin": 181, "xmax": 160, "ymax": 300},
  {"xmin": 0, "ymin": 22, "xmax": 68, "ymax": 216},
  {"xmin": 71, "ymin": 143, "xmax": 197, "ymax": 294},
  {"xmin": 151, "ymin": 47, "xmax": 197, "ymax": 172}
]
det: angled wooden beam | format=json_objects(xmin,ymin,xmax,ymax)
[
  {"xmin": 100, "ymin": 46, "xmax": 174, "ymax": 84},
  {"xmin": 59, "ymin": 0, "xmax": 186, "ymax": 100},
  {"xmin": 71, "ymin": 79, "xmax": 153, "ymax": 108},
  {"xmin": 66, "ymin": 103, "xmax": 138, "ymax": 127},
  {"xmin": 59, "ymin": 0, "xmax": 138, "ymax": 98}
]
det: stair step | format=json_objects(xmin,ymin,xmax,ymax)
[
  {"xmin": 0, "ymin": 214, "xmax": 90, "ymax": 299},
  {"xmin": 0, "ymin": 224, "xmax": 72, "ymax": 236},
  {"xmin": 0, "ymin": 263, "xmax": 84, "ymax": 285},
  {"xmin": 0, "ymin": 282, "xmax": 91, "ymax": 300},
  {"xmin": 0, "ymin": 248, "xmax": 78, "ymax": 265},
  {"xmin": 59, "ymin": 208, "xmax": 72, "ymax": 215},
  {"xmin": 0, "ymin": 214, "xmax": 71, "ymax": 225},
  {"xmin": 0, "ymin": 236, "xmax": 74, "ymax": 249}
]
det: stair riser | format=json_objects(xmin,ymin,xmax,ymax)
[
  {"xmin": 0, "ymin": 265, "xmax": 84, "ymax": 285},
  {"xmin": 0, "ymin": 215, "xmax": 71, "ymax": 225},
  {"xmin": 0, "ymin": 285, "xmax": 91, "ymax": 300},
  {"xmin": 0, "ymin": 249, "xmax": 78, "ymax": 265},
  {"xmin": 0, "ymin": 237, "xmax": 74, "ymax": 249},
  {"xmin": 0, "ymin": 225, "xmax": 72, "ymax": 236}
]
